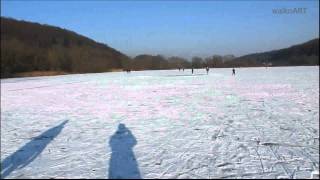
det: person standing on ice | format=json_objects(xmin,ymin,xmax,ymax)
[
  {"xmin": 232, "ymin": 68, "xmax": 236, "ymax": 76},
  {"xmin": 192, "ymin": 67, "xmax": 194, "ymax": 74},
  {"xmin": 206, "ymin": 66, "xmax": 209, "ymax": 75}
]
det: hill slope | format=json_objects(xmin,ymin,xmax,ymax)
[
  {"xmin": 229, "ymin": 38, "xmax": 319, "ymax": 67},
  {"xmin": 1, "ymin": 17, "xmax": 130, "ymax": 78}
]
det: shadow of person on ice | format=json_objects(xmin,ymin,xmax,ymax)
[
  {"xmin": 1, "ymin": 120, "xmax": 68, "ymax": 178},
  {"xmin": 108, "ymin": 123, "xmax": 141, "ymax": 179}
]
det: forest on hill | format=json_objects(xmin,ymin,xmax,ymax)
[
  {"xmin": 1, "ymin": 17, "xmax": 130, "ymax": 78},
  {"xmin": 1, "ymin": 17, "xmax": 318, "ymax": 78},
  {"xmin": 229, "ymin": 38, "xmax": 319, "ymax": 67}
]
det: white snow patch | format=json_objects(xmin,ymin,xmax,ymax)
[{"xmin": 1, "ymin": 67, "xmax": 319, "ymax": 178}]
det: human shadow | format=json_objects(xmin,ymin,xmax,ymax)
[
  {"xmin": 1, "ymin": 120, "xmax": 68, "ymax": 178},
  {"xmin": 108, "ymin": 123, "xmax": 141, "ymax": 179}
]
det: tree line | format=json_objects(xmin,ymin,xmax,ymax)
[
  {"xmin": 1, "ymin": 17, "xmax": 130, "ymax": 78},
  {"xmin": 1, "ymin": 17, "xmax": 318, "ymax": 78}
]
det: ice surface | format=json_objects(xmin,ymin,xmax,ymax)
[{"xmin": 1, "ymin": 67, "xmax": 319, "ymax": 178}]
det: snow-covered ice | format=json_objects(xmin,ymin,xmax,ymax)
[{"xmin": 1, "ymin": 66, "xmax": 319, "ymax": 179}]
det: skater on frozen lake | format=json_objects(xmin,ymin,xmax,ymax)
[
  {"xmin": 206, "ymin": 66, "xmax": 209, "ymax": 75},
  {"xmin": 232, "ymin": 68, "xmax": 236, "ymax": 76}
]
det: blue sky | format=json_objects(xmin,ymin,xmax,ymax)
[{"xmin": 1, "ymin": 0, "xmax": 319, "ymax": 59}]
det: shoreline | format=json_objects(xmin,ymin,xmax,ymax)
[{"xmin": 1, "ymin": 65, "xmax": 318, "ymax": 79}]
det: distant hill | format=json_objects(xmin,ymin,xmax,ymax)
[
  {"xmin": 1, "ymin": 17, "xmax": 318, "ymax": 78},
  {"xmin": 228, "ymin": 38, "xmax": 319, "ymax": 67},
  {"xmin": 1, "ymin": 17, "xmax": 130, "ymax": 78},
  {"xmin": 131, "ymin": 55, "xmax": 170, "ymax": 70},
  {"xmin": 130, "ymin": 55, "xmax": 192, "ymax": 70}
]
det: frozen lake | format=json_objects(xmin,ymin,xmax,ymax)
[{"xmin": 1, "ymin": 66, "xmax": 319, "ymax": 179}]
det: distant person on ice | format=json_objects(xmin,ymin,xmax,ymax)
[
  {"xmin": 206, "ymin": 66, "xmax": 209, "ymax": 75},
  {"xmin": 125, "ymin": 69, "xmax": 131, "ymax": 73},
  {"xmin": 192, "ymin": 67, "xmax": 194, "ymax": 74},
  {"xmin": 232, "ymin": 68, "xmax": 236, "ymax": 76}
]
